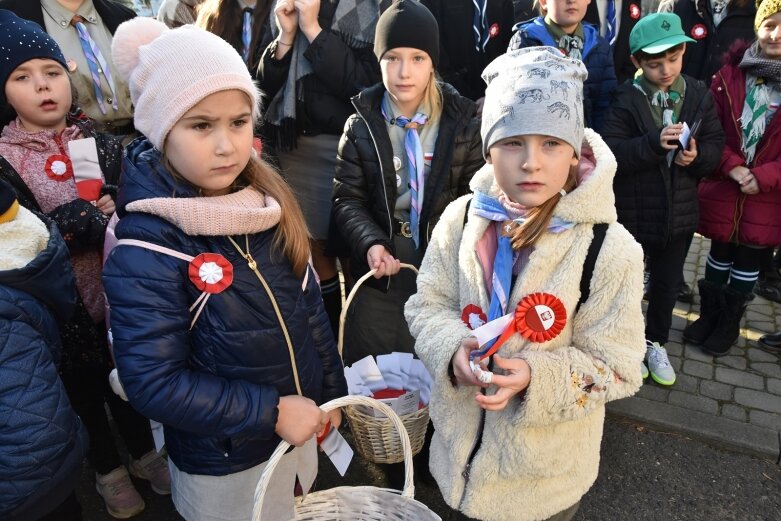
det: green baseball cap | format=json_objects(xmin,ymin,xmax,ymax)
[{"xmin": 629, "ymin": 13, "xmax": 695, "ymax": 55}]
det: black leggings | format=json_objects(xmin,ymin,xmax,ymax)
[{"xmin": 61, "ymin": 362, "xmax": 155, "ymax": 474}]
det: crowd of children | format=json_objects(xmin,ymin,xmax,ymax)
[{"xmin": 1, "ymin": 0, "xmax": 779, "ymax": 520}]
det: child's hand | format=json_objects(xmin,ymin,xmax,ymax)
[
  {"xmin": 740, "ymin": 173, "xmax": 760, "ymax": 195},
  {"xmin": 660, "ymin": 123, "xmax": 684, "ymax": 151},
  {"xmin": 294, "ymin": 0, "xmax": 321, "ymax": 41},
  {"xmin": 474, "ymin": 355, "xmax": 531, "ymax": 411},
  {"xmin": 274, "ymin": 0, "xmax": 299, "ymax": 38},
  {"xmin": 728, "ymin": 166, "xmax": 753, "ymax": 187},
  {"xmin": 367, "ymin": 244, "xmax": 400, "ymax": 278},
  {"xmin": 275, "ymin": 395, "xmax": 328, "ymax": 447},
  {"xmin": 674, "ymin": 137, "xmax": 698, "ymax": 167},
  {"xmin": 451, "ymin": 337, "xmax": 487, "ymax": 388},
  {"xmin": 96, "ymin": 194, "xmax": 116, "ymax": 216}
]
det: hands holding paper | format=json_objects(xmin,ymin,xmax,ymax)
[
  {"xmin": 452, "ymin": 338, "xmax": 532, "ymax": 411},
  {"xmin": 473, "ymin": 355, "xmax": 531, "ymax": 412},
  {"xmin": 674, "ymin": 137, "xmax": 697, "ymax": 167}
]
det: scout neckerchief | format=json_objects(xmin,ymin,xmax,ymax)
[
  {"xmin": 71, "ymin": 15, "xmax": 118, "ymax": 115},
  {"xmin": 473, "ymin": 0, "xmax": 489, "ymax": 51},
  {"xmin": 633, "ymin": 74, "xmax": 686, "ymax": 128},
  {"xmin": 544, "ymin": 17, "xmax": 585, "ymax": 61},
  {"xmin": 469, "ymin": 190, "xmax": 574, "ymax": 360},
  {"xmin": 241, "ymin": 6, "xmax": 254, "ymax": 64},
  {"xmin": 605, "ymin": 0, "xmax": 618, "ymax": 46},
  {"xmin": 739, "ymin": 41, "xmax": 781, "ymax": 164},
  {"xmin": 381, "ymin": 92, "xmax": 428, "ymax": 249}
]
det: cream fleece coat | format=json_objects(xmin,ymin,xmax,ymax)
[{"xmin": 405, "ymin": 129, "xmax": 645, "ymax": 521}]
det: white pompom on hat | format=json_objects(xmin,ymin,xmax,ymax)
[{"xmin": 111, "ymin": 17, "xmax": 260, "ymax": 149}]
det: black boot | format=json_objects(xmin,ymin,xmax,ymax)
[
  {"xmin": 701, "ymin": 287, "xmax": 751, "ymax": 356},
  {"xmin": 683, "ymin": 279, "xmax": 723, "ymax": 345},
  {"xmin": 758, "ymin": 331, "xmax": 781, "ymax": 354}
]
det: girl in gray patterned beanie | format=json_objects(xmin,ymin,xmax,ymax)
[{"xmin": 404, "ymin": 45, "xmax": 644, "ymax": 521}]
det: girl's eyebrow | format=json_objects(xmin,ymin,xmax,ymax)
[{"xmin": 180, "ymin": 112, "xmax": 252, "ymax": 122}]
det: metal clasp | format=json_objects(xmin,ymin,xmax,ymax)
[{"xmin": 400, "ymin": 221, "xmax": 412, "ymax": 238}]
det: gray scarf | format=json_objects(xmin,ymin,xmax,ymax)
[
  {"xmin": 265, "ymin": 0, "xmax": 386, "ymax": 149},
  {"xmin": 739, "ymin": 41, "xmax": 781, "ymax": 90}
]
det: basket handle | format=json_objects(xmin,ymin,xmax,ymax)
[
  {"xmin": 251, "ymin": 395, "xmax": 415, "ymax": 520},
  {"xmin": 337, "ymin": 264, "xmax": 419, "ymax": 357}
]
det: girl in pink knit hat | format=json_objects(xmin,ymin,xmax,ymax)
[{"xmin": 104, "ymin": 16, "xmax": 346, "ymax": 521}]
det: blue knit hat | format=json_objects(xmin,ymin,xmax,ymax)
[{"xmin": 0, "ymin": 10, "xmax": 67, "ymax": 92}]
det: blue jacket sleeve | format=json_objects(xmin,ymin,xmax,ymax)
[
  {"xmin": 103, "ymin": 242, "xmax": 280, "ymax": 440},
  {"xmin": 302, "ymin": 265, "xmax": 347, "ymax": 404},
  {"xmin": 586, "ymin": 41, "xmax": 617, "ymax": 133}
]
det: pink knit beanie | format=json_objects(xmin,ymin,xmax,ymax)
[{"xmin": 111, "ymin": 17, "xmax": 259, "ymax": 149}]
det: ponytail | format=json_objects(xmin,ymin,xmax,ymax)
[
  {"xmin": 509, "ymin": 163, "xmax": 578, "ymax": 250},
  {"xmin": 240, "ymin": 157, "xmax": 311, "ymax": 276}
]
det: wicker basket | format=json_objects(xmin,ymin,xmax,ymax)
[
  {"xmin": 338, "ymin": 264, "xmax": 430, "ymax": 464},
  {"xmin": 251, "ymin": 395, "xmax": 441, "ymax": 520}
]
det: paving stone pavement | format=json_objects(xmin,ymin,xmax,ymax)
[{"xmin": 607, "ymin": 235, "xmax": 781, "ymax": 462}]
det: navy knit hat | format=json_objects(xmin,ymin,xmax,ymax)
[
  {"xmin": 374, "ymin": 0, "xmax": 439, "ymax": 67},
  {"xmin": 0, "ymin": 10, "xmax": 67, "ymax": 92}
]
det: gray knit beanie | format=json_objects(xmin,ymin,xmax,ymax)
[{"xmin": 481, "ymin": 47, "xmax": 588, "ymax": 158}]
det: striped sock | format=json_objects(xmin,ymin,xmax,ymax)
[
  {"xmin": 705, "ymin": 254, "xmax": 731, "ymax": 284},
  {"xmin": 728, "ymin": 267, "xmax": 759, "ymax": 294}
]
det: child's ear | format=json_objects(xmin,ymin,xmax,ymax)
[
  {"xmin": 630, "ymin": 55, "xmax": 641, "ymax": 70},
  {"xmin": 485, "ymin": 150, "xmax": 493, "ymax": 164}
]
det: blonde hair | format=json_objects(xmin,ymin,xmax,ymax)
[
  {"xmin": 164, "ymin": 154, "xmax": 311, "ymax": 276},
  {"xmin": 423, "ymin": 71, "xmax": 443, "ymax": 123},
  {"xmin": 510, "ymin": 163, "xmax": 578, "ymax": 250}
]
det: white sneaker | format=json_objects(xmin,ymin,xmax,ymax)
[{"xmin": 646, "ymin": 340, "xmax": 676, "ymax": 386}]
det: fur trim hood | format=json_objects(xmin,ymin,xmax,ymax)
[{"xmin": 469, "ymin": 128, "xmax": 618, "ymax": 224}]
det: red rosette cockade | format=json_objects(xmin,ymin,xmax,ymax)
[{"xmin": 188, "ymin": 253, "xmax": 234, "ymax": 294}]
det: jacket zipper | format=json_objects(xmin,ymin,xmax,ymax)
[
  {"xmin": 352, "ymin": 99, "xmax": 394, "ymax": 291},
  {"xmin": 459, "ymin": 353, "xmax": 493, "ymax": 509},
  {"xmin": 228, "ymin": 235, "xmax": 303, "ymax": 396},
  {"xmin": 459, "ymin": 403, "xmax": 486, "ymax": 509}
]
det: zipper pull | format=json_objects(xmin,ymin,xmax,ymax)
[{"xmin": 245, "ymin": 252, "xmax": 257, "ymax": 271}]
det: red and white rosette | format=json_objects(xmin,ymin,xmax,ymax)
[
  {"xmin": 629, "ymin": 3, "xmax": 641, "ymax": 19},
  {"xmin": 461, "ymin": 304, "xmax": 487, "ymax": 330},
  {"xmin": 691, "ymin": 24, "xmax": 707, "ymax": 40},
  {"xmin": 513, "ymin": 292, "xmax": 567, "ymax": 343},
  {"xmin": 45, "ymin": 154, "xmax": 73, "ymax": 181},
  {"xmin": 489, "ymin": 23, "xmax": 500, "ymax": 39},
  {"xmin": 470, "ymin": 292, "xmax": 568, "ymax": 362},
  {"xmin": 188, "ymin": 253, "xmax": 233, "ymax": 294}
]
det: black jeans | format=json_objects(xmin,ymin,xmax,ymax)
[
  {"xmin": 61, "ymin": 363, "xmax": 155, "ymax": 474},
  {"xmin": 644, "ymin": 235, "xmax": 691, "ymax": 344}
]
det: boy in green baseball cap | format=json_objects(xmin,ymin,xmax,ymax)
[{"xmin": 601, "ymin": 12, "xmax": 725, "ymax": 386}]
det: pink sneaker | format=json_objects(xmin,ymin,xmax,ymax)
[
  {"xmin": 95, "ymin": 466, "xmax": 145, "ymax": 519},
  {"xmin": 129, "ymin": 450, "xmax": 172, "ymax": 495}
]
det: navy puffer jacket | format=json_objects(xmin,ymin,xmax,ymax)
[
  {"xmin": 103, "ymin": 138, "xmax": 347, "ymax": 476},
  {"xmin": 0, "ymin": 219, "xmax": 88, "ymax": 521},
  {"xmin": 509, "ymin": 17, "xmax": 617, "ymax": 132}
]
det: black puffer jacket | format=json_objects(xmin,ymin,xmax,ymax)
[
  {"xmin": 332, "ymin": 82, "xmax": 483, "ymax": 290},
  {"xmin": 675, "ymin": 0, "xmax": 756, "ymax": 84},
  {"xmin": 256, "ymin": 0, "xmax": 381, "ymax": 150},
  {"xmin": 601, "ymin": 75, "xmax": 725, "ymax": 247}
]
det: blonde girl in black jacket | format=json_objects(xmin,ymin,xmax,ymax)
[{"xmin": 332, "ymin": 0, "xmax": 483, "ymax": 366}]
